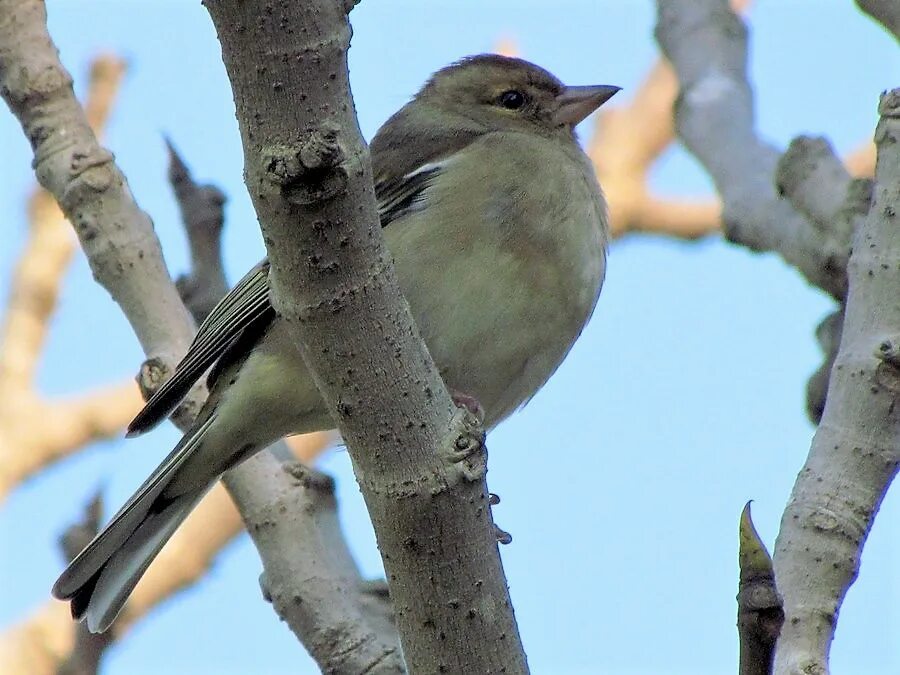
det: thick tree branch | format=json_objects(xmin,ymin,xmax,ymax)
[
  {"xmin": 856, "ymin": 0, "xmax": 900, "ymax": 40},
  {"xmin": 1, "ymin": 3, "xmax": 391, "ymax": 670},
  {"xmin": 0, "ymin": 432, "xmax": 333, "ymax": 675},
  {"xmin": 166, "ymin": 140, "xmax": 399, "ymax": 669},
  {"xmin": 225, "ymin": 455, "xmax": 403, "ymax": 673},
  {"xmin": 204, "ymin": 1, "xmax": 527, "ymax": 672},
  {"xmin": 772, "ymin": 89, "xmax": 900, "ymax": 674},
  {"xmin": 654, "ymin": 0, "xmax": 847, "ymax": 299}
]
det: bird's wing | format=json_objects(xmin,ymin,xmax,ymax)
[
  {"xmin": 376, "ymin": 162, "xmax": 445, "ymax": 228},
  {"xmin": 126, "ymin": 163, "xmax": 446, "ymax": 437},
  {"xmin": 127, "ymin": 260, "xmax": 274, "ymax": 436}
]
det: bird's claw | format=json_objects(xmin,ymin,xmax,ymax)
[{"xmin": 451, "ymin": 390, "xmax": 485, "ymax": 425}]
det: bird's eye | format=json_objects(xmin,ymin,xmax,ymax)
[{"xmin": 497, "ymin": 90, "xmax": 527, "ymax": 110}]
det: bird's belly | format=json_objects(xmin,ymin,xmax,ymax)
[{"xmin": 391, "ymin": 225, "xmax": 603, "ymax": 429}]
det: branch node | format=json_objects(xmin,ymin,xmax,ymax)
[
  {"xmin": 877, "ymin": 89, "xmax": 900, "ymax": 118},
  {"xmin": 135, "ymin": 356, "xmax": 171, "ymax": 400},
  {"xmin": 263, "ymin": 132, "xmax": 348, "ymax": 205},
  {"xmin": 282, "ymin": 461, "xmax": 337, "ymax": 496},
  {"xmin": 59, "ymin": 152, "xmax": 116, "ymax": 210},
  {"xmin": 299, "ymin": 128, "xmax": 343, "ymax": 172},
  {"xmin": 874, "ymin": 337, "xmax": 900, "ymax": 367},
  {"xmin": 874, "ymin": 338, "xmax": 900, "ymax": 393}
]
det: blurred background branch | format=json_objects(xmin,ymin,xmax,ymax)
[{"xmin": 0, "ymin": 55, "xmax": 142, "ymax": 504}]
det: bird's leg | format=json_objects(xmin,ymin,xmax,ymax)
[{"xmin": 447, "ymin": 392, "xmax": 508, "ymax": 542}]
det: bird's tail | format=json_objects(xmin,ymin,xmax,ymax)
[{"xmin": 52, "ymin": 414, "xmax": 218, "ymax": 633}]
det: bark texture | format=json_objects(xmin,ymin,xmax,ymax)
[
  {"xmin": 0, "ymin": 2, "xmax": 401, "ymax": 670},
  {"xmin": 654, "ymin": 2, "xmax": 899, "ymax": 671},
  {"xmin": 225, "ymin": 455, "xmax": 403, "ymax": 673},
  {"xmin": 771, "ymin": 90, "xmax": 900, "ymax": 675},
  {"xmin": 203, "ymin": 1, "xmax": 528, "ymax": 672},
  {"xmin": 170, "ymin": 142, "xmax": 402, "ymax": 672},
  {"xmin": 0, "ymin": 0, "xmax": 199, "ymax": 424},
  {"xmin": 654, "ymin": 0, "xmax": 848, "ymax": 299}
]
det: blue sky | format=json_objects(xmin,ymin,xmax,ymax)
[{"xmin": 1, "ymin": 1, "xmax": 898, "ymax": 673}]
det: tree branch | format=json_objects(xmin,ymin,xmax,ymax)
[
  {"xmin": 165, "ymin": 138, "xmax": 399, "ymax": 669},
  {"xmin": 165, "ymin": 138, "xmax": 228, "ymax": 321},
  {"xmin": 0, "ymin": 54, "xmax": 144, "ymax": 502},
  {"xmin": 738, "ymin": 503, "xmax": 783, "ymax": 675},
  {"xmin": 1, "ymin": 3, "xmax": 392, "ymax": 670},
  {"xmin": 771, "ymin": 89, "xmax": 900, "ymax": 674},
  {"xmin": 855, "ymin": 0, "xmax": 900, "ymax": 40},
  {"xmin": 204, "ymin": 1, "xmax": 527, "ymax": 671},
  {"xmin": 654, "ymin": 0, "xmax": 847, "ymax": 299},
  {"xmin": 0, "ymin": 0, "xmax": 202, "ymax": 428},
  {"xmin": 225, "ymin": 455, "xmax": 404, "ymax": 673}
]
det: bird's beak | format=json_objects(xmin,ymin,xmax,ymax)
[{"xmin": 554, "ymin": 85, "xmax": 621, "ymax": 126}]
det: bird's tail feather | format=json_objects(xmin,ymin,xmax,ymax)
[
  {"xmin": 76, "ymin": 491, "xmax": 206, "ymax": 633},
  {"xmin": 52, "ymin": 413, "xmax": 218, "ymax": 633}
]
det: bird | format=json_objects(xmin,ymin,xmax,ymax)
[{"xmin": 52, "ymin": 54, "xmax": 619, "ymax": 633}]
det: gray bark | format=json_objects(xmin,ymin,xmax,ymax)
[
  {"xmin": 0, "ymin": 1, "xmax": 407, "ymax": 670},
  {"xmin": 655, "ymin": 2, "xmax": 900, "ymax": 672},
  {"xmin": 203, "ymin": 1, "xmax": 528, "ymax": 672},
  {"xmin": 772, "ymin": 89, "xmax": 900, "ymax": 675}
]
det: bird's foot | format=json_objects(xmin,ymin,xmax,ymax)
[
  {"xmin": 445, "ymin": 390, "xmax": 485, "ymax": 465},
  {"xmin": 450, "ymin": 390, "xmax": 485, "ymax": 425}
]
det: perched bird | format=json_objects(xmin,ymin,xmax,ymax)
[{"xmin": 52, "ymin": 54, "xmax": 619, "ymax": 632}]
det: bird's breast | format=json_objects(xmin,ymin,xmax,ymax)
[{"xmin": 386, "ymin": 131, "xmax": 607, "ymax": 427}]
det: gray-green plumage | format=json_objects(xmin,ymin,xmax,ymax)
[{"xmin": 52, "ymin": 54, "xmax": 617, "ymax": 633}]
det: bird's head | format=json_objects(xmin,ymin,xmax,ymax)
[{"xmin": 417, "ymin": 54, "xmax": 620, "ymax": 137}]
